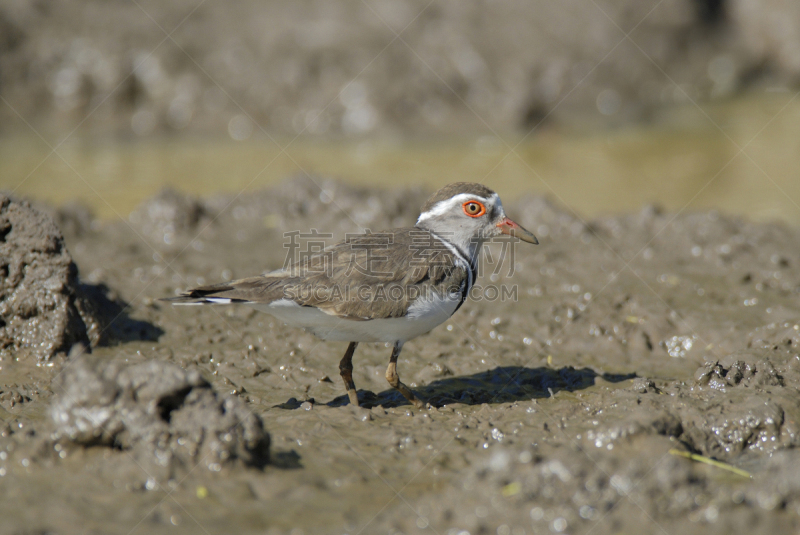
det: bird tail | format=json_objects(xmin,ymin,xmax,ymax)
[
  {"xmin": 160, "ymin": 283, "xmax": 250, "ymax": 306},
  {"xmin": 161, "ymin": 276, "xmax": 288, "ymax": 305}
]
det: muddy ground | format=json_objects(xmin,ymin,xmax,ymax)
[{"xmin": 2, "ymin": 176, "xmax": 800, "ymax": 534}]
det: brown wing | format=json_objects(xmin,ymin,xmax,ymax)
[
  {"xmin": 289, "ymin": 228, "xmax": 468, "ymax": 319},
  {"xmin": 164, "ymin": 228, "xmax": 468, "ymax": 320}
]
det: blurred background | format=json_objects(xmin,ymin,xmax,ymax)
[{"xmin": 1, "ymin": 0, "xmax": 799, "ymax": 224}]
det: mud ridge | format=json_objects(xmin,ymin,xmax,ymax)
[{"xmin": 2, "ymin": 179, "xmax": 800, "ymax": 534}]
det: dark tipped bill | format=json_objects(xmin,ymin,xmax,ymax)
[{"xmin": 497, "ymin": 217, "xmax": 539, "ymax": 244}]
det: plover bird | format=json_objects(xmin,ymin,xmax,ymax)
[{"xmin": 165, "ymin": 183, "xmax": 537, "ymax": 408}]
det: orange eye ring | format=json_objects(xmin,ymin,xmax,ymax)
[{"xmin": 462, "ymin": 200, "xmax": 486, "ymax": 218}]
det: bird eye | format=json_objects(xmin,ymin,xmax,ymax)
[{"xmin": 462, "ymin": 201, "xmax": 486, "ymax": 217}]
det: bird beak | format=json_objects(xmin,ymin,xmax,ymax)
[{"xmin": 497, "ymin": 216, "xmax": 539, "ymax": 244}]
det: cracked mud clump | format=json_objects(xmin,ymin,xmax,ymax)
[
  {"xmin": 50, "ymin": 356, "xmax": 270, "ymax": 473},
  {"xmin": 0, "ymin": 194, "xmax": 102, "ymax": 360}
]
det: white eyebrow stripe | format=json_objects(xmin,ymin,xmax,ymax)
[{"xmin": 416, "ymin": 193, "xmax": 491, "ymax": 223}]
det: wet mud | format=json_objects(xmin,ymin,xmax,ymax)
[
  {"xmin": 0, "ymin": 194, "xmax": 101, "ymax": 359},
  {"xmin": 50, "ymin": 356, "xmax": 270, "ymax": 476},
  {"xmin": 2, "ymin": 0, "xmax": 800, "ymax": 137},
  {"xmin": 2, "ymin": 177, "xmax": 800, "ymax": 534}
]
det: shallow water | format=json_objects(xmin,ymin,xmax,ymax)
[{"xmin": 2, "ymin": 92, "xmax": 800, "ymax": 224}]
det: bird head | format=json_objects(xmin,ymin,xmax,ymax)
[{"xmin": 416, "ymin": 182, "xmax": 538, "ymax": 257}]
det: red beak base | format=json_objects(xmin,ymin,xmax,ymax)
[{"xmin": 497, "ymin": 217, "xmax": 539, "ymax": 244}]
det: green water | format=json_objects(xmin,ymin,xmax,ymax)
[{"xmin": 2, "ymin": 92, "xmax": 799, "ymax": 225}]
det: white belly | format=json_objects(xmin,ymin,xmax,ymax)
[{"xmin": 251, "ymin": 293, "xmax": 460, "ymax": 343}]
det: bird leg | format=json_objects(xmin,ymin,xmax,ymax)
[
  {"xmin": 338, "ymin": 342, "xmax": 360, "ymax": 406},
  {"xmin": 385, "ymin": 341, "xmax": 424, "ymax": 408}
]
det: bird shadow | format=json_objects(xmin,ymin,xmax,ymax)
[
  {"xmin": 80, "ymin": 283, "xmax": 164, "ymax": 345},
  {"xmin": 278, "ymin": 366, "xmax": 636, "ymax": 409}
]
